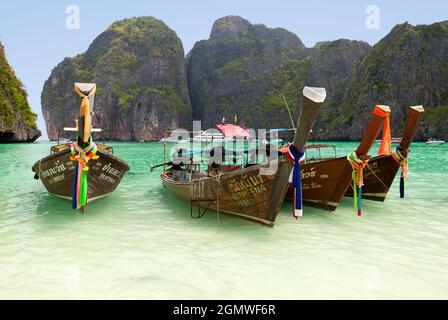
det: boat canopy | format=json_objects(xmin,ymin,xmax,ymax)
[
  {"xmin": 173, "ymin": 146, "xmax": 260, "ymax": 158},
  {"xmin": 216, "ymin": 124, "xmax": 250, "ymax": 137},
  {"xmin": 267, "ymin": 128, "xmax": 294, "ymax": 132}
]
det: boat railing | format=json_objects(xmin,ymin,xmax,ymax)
[
  {"xmin": 162, "ymin": 128, "xmax": 332, "ymax": 177},
  {"xmin": 50, "ymin": 144, "xmax": 70, "ymax": 154},
  {"xmin": 304, "ymin": 144, "xmax": 337, "ymax": 162},
  {"xmin": 50, "ymin": 141, "xmax": 114, "ymax": 155},
  {"xmin": 97, "ymin": 143, "xmax": 114, "ymax": 154}
]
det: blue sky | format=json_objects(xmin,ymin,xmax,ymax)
[{"xmin": 0, "ymin": 0, "xmax": 447, "ymax": 139}]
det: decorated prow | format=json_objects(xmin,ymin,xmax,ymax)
[
  {"xmin": 31, "ymin": 83, "xmax": 129, "ymax": 213},
  {"xmin": 156, "ymin": 86, "xmax": 325, "ymax": 226},
  {"xmin": 285, "ymin": 87, "xmax": 327, "ymax": 218},
  {"xmin": 345, "ymin": 105, "xmax": 424, "ymax": 202},
  {"xmin": 69, "ymin": 83, "xmax": 100, "ymax": 211}
]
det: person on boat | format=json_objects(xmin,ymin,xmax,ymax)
[
  {"xmin": 257, "ymin": 143, "xmax": 280, "ymax": 163},
  {"xmin": 207, "ymin": 146, "xmax": 226, "ymax": 175},
  {"xmin": 170, "ymin": 148, "xmax": 192, "ymax": 181},
  {"xmin": 245, "ymin": 152, "xmax": 257, "ymax": 168}
]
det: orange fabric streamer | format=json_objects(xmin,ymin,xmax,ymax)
[{"xmin": 373, "ymin": 105, "xmax": 391, "ymax": 155}]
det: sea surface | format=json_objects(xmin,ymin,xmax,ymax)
[{"xmin": 0, "ymin": 141, "xmax": 447, "ymax": 299}]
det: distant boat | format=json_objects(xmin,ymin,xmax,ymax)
[
  {"xmin": 192, "ymin": 131, "xmax": 225, "ymax": 142},
  {"xmin": 376, "ymin": 137, "xmax": 402, "ymax": 144},
  {"xmin": 262, "ymin": 128, "xmax": 294, "ymax": 144},
  {"xmin": 160, "ymin": 137, "xmax": 182, "ymax": 143},
  {"xmin": 57, "ymin": 138, "xmax": 71, "ymax": 145},
  {"xmin": 426, "ymin": 138, "xmax": 445, "ymax": 145},
  {"xmin": 192, "ymin": 124, "xmax": 253, "ymax": 143}
]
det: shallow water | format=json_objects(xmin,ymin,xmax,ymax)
[{"xmin": 0, "ymin": 141, "xmax": 447, "ymax": 299}]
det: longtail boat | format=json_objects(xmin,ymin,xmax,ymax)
[
  {"xmin": 345, "ymin": 105, "xmax": 424, "ymax": 201},
  {"xmin": 158, "ymin": 86, "xmax": 326, "ymax": 226},
  {"xmin": 32, "ymin": 83, "xmax": 129, "ymax": 212},
  {"xmin": 284, "ymin": 105, "xmax": 391, "ymax": 214}
]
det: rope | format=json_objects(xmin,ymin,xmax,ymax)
[
  {"xmin": 33, "ymin": 159, "xmax": 43, "ymax": 220},
  {"xmin": 347, "ymin": 151, "xmax": 369, "ymax": 216},
  {"xmin": 190, "ymin": 176, "xmax": 210, "ymax": 219},
  {"xmin": 392, "ymin": 146, "xmax": 410, "ymax": 198},
  {"xmin": 216, "ymin": 186, "xmax": 220, "ymax": 225},
  {"xmin": 365, "ymin": 164, "xmax": 440, "ymax": 218},
  {"xmin": 282, "ymin": 93, "xmax": 297, "ymax": 134},
  {"xmin": 191, "ymin": 178, "xmax": 205, "ymax": 201},
  {"xmin": 366, "ymin": 164, "xmax": 390, "ymax": 191},
  {"xmin": 215, "ymin": 174, "xmax": 222, "ymax": 224}
]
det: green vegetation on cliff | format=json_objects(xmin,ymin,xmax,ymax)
[
  {"xmin": 187, "ymin": 17, "xmax": 448, "ymax": 140},
  {"xmin": 0, "ymin": 42, "xmax": 37, "ymax": 128},
  {"xmin": 42, "ymin": 16, "xmax": 448, "ymax": 140},
  {"xmin": 42, "ymin": 16, "xmax": 191, "ymax": 141},
  {"xmin": 340, "ymin": 21, "xmax": 448, "ymax": 139},
  {"xmin": 187, "ymin": 15, "xmax": 308, "ymax": 129},
  {"xmin": 259, "ymin": 57, "xmax": 311, "ymax": 122},
  {"xmin": 188, "ymin": 16, "xmax": 371, "ymax": 133}
]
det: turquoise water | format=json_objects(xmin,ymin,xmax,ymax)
[{"xmin": 0, "ymin": 141, "xmax": 447, "ymax": 299}]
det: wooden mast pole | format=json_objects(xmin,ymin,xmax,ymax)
[
  {"xmin": 267, "ymin": 86, "xmax": 326, "ymax": 220},
  {"xmin": 292, "ymin": 87, "xmax": 326, "ymax": 148},
  {"xmin": 399, "ymin": 105, "xmax": 424, "ymax": 150},
  {"xmin": 74, "ymin": 83, "xmax": 96, "ymax": 148}
]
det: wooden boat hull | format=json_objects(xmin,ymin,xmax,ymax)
[
  {"xmin": 345, "ymin": 105, "xmax": 424, "ymax": 202},
  {"xmin": 284, "ymin": 104, "xmax": 392, "ymax": 210},
  {"xmin": 344, "ymin": 155, "xmax": 398, "ymax": 201},
  {"xmin": 32, "ymin": 147, "xmax": 129, "ymax": 204},
  {"xmin": 161, "ymin": 159, "xmax": 291, "ymax": 226},
  {"xmin": 159, "ymin": 86, "xmax": 327, "ymax": 225},
  {"xmin": 285, "ymin": 157, "xmax": 354, "ymax": 211}
]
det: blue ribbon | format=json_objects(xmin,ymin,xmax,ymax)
[
  {"xmin": 399, "ymin": 176, "xmax": 405, "ymax": 198},
  {"xmin": 393, "ymin": 145, "xmax": 409, "ymax": 199},
  {"xmin": 72, "ymin": 163, "xmax": 79, "ymax": 209},
  {"xmin": 288, "ymin": 145, "xmax": 304, "ymax": 218},
  {"xmin": 358, "ymin": 185, "xmax": 363, "ymax": 215}
]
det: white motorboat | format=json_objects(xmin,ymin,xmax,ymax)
[{"xmin": 426, "ymin": 138, "xmax": 445, "ymax": 145}]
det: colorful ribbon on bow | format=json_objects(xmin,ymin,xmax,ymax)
[
  {"xmin": 347, "ymin": 151, "xmax": 369, "ymax": 216},
  {"xmin": 392, "ymin": 146, "xmax": 409, "ymax": 198},
  {"xmin": 285, "ymin": 145, "xmax": 305, "ymax": 219},
  {"xmin": 70, "ymin": 139, "xmax": 99, "ymax": 209},
  {"xmin": 373, "ymin": 105, "xmax": 392, "ymax": 156}
]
